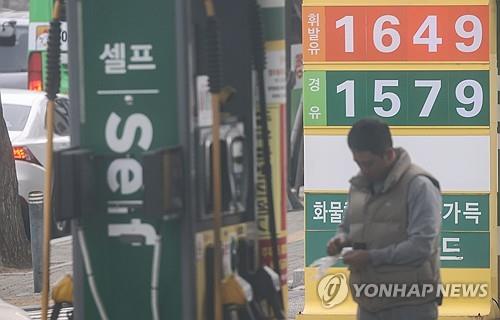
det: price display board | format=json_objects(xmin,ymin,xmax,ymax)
[
  {"xmin": 300, "ymin": 1, "xmax": 497, "ymax": 319},
  {"xmin": 304, "ymin": 70, "xmax": 490, "ymax": 126},
  {"xmin": 303, "ymin": 5, "xmax": 489, "ymax": 62}
]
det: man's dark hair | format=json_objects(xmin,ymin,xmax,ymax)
[{"xmin": 347, "ymin": 118, "xmax": 393, "ymax": 156}]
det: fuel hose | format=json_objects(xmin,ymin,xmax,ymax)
[{"xmin": 248, "ymin": 0, "xmax": 284, "ymax": 311}]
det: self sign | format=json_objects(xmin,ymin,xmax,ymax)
[{"xmin": 303, "ymin": 5, "xmax": 489, "ymax": 62}]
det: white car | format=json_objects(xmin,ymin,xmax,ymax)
[
  {"xmin": 0, "ymin": 298, "xmax": 30, "ymax": 320},
  {"xmin": 2, "ymin": 89, "xmax": 71, "ymax": 238}
]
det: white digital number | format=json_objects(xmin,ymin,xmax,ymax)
[
  {"xmin": 373, "ymin": 15, "xmax": 401, "ymax": 53},
  {"xmin": 456, "ymin": 79, "xmax": 483, "ymax": 118},
  {"xmin": 336, "ymin": 16, "xmax": 354, "ymax": 53},
  {"xmin": 337, "ymin": 80, "xmax": 355, "ymax": 117},
  {"xmin": 455, "ymin": 15, "xmax": 482, "ymax": 53},
  {"xmin": 413, "ymin": 16, "xmax": 443, "ymax": 53},
  {"xmin": 374, "ymin": 80, "xmax": 400, "ymax": 117},
  {"xmin": 415, "ymin": 80, "xmax": 441, "ymax": 117}
]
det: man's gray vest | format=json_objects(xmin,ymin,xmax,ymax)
[{"xmin": 347, "ymin": 148, "xmax": 441, "ymax": 312}]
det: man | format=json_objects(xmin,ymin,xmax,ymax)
[{"xmin": 327, "ymin": 118, "xmax": 442, "ymax": 320}]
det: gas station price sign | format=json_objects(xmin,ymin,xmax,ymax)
[
  {"xmin": 301, "ymin": 1, "xmax": 496, "ymax": 318},
  {"xmin": 303, "ymin": 5, "xmax": 489, "ymax": 63}
]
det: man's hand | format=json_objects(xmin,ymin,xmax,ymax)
[
  {"xmin": 327, "ymin": 234, "xmax": 346, "ymax": 256},
  {"xmin": 343, "ymin": 250, "xmax": 370, "ymax": 270}
]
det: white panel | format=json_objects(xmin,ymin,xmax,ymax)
[
  {"xmin": 305, "ymin": 135, "xmax": 490, "ymax": 192},
  {"xmin": 304, "ymin": 135, "xmax": 357, "ymax": 191}
]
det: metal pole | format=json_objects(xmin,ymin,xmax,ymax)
[
  {"xmin": 42, "ymin": 1, "xmax": 61, "ymax": 318},
  {"xmin": 29, "ymin": 191, "xmax": 44, "ymax": 293},
  {"xmin": 210, "ymin": 93, "xmax": 223, "ymax": 320},
  {"xmin": 202, "ymin": 0, "xmax": 224, "ymax": 317},
  {"xmin": 41, "ymin": 99, "xmax": 55, "ymax": 320}
]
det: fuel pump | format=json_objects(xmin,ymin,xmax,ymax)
[
  {"xmin": 192, "ymin": 0, "xmax": 286, "ymax": 318},
  {"xmin": 192, "ymin": 0, "xmax": 258, "ymax": 318},
  {"xmin": 50, "ymin": 0, "xmax": 286, "ymax": 319}
]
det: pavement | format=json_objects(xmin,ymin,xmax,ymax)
[
  {"xmin": 0, "ymin": 211, "xmax": 306, "ymax": 319},
  {"xmin": 0, "ymin": 236, "xmax": 73, "ymax": 308},
  {"xmin": 287, "ymin": 209, "xmax": 305, "ymax": 320}
]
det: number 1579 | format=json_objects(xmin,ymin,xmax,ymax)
[{"xmin": 336, "ymin": 78, "xmax": 484, "ymax": 119}]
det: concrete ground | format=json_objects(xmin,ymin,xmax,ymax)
[
  {"xmin": 286, "ymin": 210, "xmax": 305, "ymax": 320},
  {"xmin": 0, "ymin": 236, "xmax": 72, "ymax": 308}
]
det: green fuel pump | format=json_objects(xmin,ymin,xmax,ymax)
[
  {"xmin": 55, "ymin": 1, "xmax": 185, "ymax": 319},
  {"xmin": 52, "ymin": 0, "xmax": 286, "ymax": 319}
]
